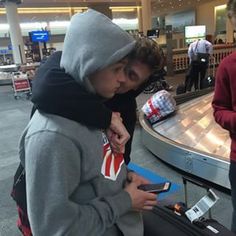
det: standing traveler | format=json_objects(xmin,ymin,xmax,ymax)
[
  {"xmin": 187, "ymin": 38, "xmax": 213, "ymax": 91},
  {"xmin": 15, "ymin": 9, "xmax": 158, "ymax": 236},
  {"xmin": 212, "ymin": 0, "xmax": 236, "ymax": 233}
]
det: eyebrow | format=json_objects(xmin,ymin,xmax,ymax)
[{"xmin": 118, "ymin": 59, "xmax": 128, "ymax": 65}]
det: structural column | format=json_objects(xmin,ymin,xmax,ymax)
[
  {"xmin": 137, "ymin": 6, "xmax": 143, "ymax": 33},
  {"xmin": 5, "ymin": 1, "xmax": 26, "ymax": 64},
  {"xmin": 69, "ymin": 7, "xmax": 75, "ymax": 19},
  {"xmin": 141, "ymin": 0, "xmax": 152, "ymax": 36},
  {"xmin": 166, "ymin": 25, "xmax": 174, "ymax": 76},
  {"xmin": 226, "ymin": 18, "xmax": 234, "ymax": 43}
]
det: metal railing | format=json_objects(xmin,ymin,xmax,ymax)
[{"xmin": 172, "ymin": 44, "xmax": 236, "ymax": 72}]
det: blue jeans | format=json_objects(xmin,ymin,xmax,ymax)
[{"xmin": 229, "ymin": 161, "xmax": 236, "ymax": 232}]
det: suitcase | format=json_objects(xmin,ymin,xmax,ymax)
[
  {"xmin": 143, "ymin": 176, "xmax": 235, "ymax": 236},
  {"xmin": 201, "ymin": 56, "xmax": 216, "ymax": 89},
  {"xmin": 176, "ymin": 83, "xmax": 186, "ymax": 95},
  {"xmin": 201, "ymin": 75, "xmax": 215, "ymax": 89}
]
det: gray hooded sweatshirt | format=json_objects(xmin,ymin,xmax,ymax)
[
  {"xmin": 19, "ymin": 9, "xmax": 143, "ymax": 236},
  {"xmin": 60, "ymin": 9, "xmax": 135, "ymax": 91}
]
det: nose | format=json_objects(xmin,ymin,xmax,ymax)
[{"xmin": 117, "ymin": 70, "xmax": 127, "ymax": 83}]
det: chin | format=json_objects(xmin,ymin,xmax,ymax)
[{"xmin": 104, "ymin": 93, "xmax": 115, "ymax": 99}]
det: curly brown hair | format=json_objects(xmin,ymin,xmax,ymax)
[{"xmin": 127, "ymin": 38, "xmax": 164, "ymax": 72}]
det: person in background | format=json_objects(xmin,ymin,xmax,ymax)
[
  {"xmin": 16, "ymin": 9, "xmax": 158, "ymax": 236},
  {"xmin": 217, "ymin": 38, "xmax": 225, "ymax": 44},
  {"xmin": 31, "ymin": 37, "xmax": 164, "ymax": 164},
  {"xmin": 212, "ymin": 0, "xmax": 236, "ymax": 232},
  {"xmin": 186, "ymin": 38, "xmax": 213, "ymax": 91}
]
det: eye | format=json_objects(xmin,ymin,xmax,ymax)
[{"xmin": 128, "ymin": 70, "xmax": 139, "ymax": 82}]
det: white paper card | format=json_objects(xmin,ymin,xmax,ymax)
[{"xmin": 185, "ymin": 189, "xmax": 219, "ymax": 223}]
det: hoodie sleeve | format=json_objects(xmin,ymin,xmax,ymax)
[{"xmin": 25, "ymin": 131, "xmax": 131, "ymax": 236}]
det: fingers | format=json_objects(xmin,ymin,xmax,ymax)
[
  {"xmin": 140, "ymin": 196, "xmax": 158, "ymax": 211},
  {"xmin": 106, "ymin": 129, "xmax": 113, "ymax": 140},
  {"xmin": 125, "ymin": 181, "xmax": 159, "ymax": 212},
  {"xmin": 143, "ymin": 192, "xmax": 158, "ymax": 201},
  {"xmin": 142, "ymin": 206, "xmax": 155, "ymax": 211},
  {"xmin": 134, "ymin": 176, "xmax": 150, "ymax": 186},
  {"xmin": 110, "ymin": 113, "xmax": 130, "ymax": 145},
  {"xmin": 106, "ymin": 129, "xmax": 127, "ymax": 154},
  {"xmin": 110, "ymin": 141, "xmax": 125, "ymax": 154},
  {"xmin": 127, "ymin": 172, "xmax": 150, "ymax": 185},
  {"xmin": 138, "ymin": 195, "xmax": 158, "ymax": 212},
  {"xmin": 113, "ymin": 112, "xmax": 122, "ymax": 120},
  {"xmin": 143, "ymin": 199, "xmax": 158, "ymax": 207},
  {"xmin": 111, "ymin": 129, "xmax": 130, "ymax": 147},
  {"xmin": 111, "ymin": 133, "xmax": 124, "ymax": 146},
  {"xmin": 117, "ymin": 131, "xmax": 130, "ymax": 147}
]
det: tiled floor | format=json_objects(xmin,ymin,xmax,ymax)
[{"xmin": 0, "ymin": 74, "xmax": 233, "ymax": 235}]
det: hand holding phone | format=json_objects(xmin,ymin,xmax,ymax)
[{"xmin": 138, "ymin": 182, "xmax": 171, "ymax": 194}]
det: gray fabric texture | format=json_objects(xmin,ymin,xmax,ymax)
[
  {"xmin": 19, "ymin": 111, "xmax": 143, "ymax": 235},
  {"xmin": 60, "ymin": 9, "xmax": 135, "ymax": 87}
]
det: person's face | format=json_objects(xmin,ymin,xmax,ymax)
[
  {"xmin": 89, "ymin": 61, "xmax": 127, "ymax": 98},
  {"xmin": 116, "ymin": 61, "xmax": 152, "ymax": 94}
]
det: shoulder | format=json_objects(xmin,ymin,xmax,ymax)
[
  {"xmin": 217, "ymin": 52, "xmax": 236, "ymax": 77},
  {"xmin": 190, "ymin": 41, "xmax": 196, "ymax": 46},
  {"xmin": 205, "ymin": 40, "xmax": 212, "ymax": 46},
  {"xmin": 28, "ymin": 110, "xmax": 101, "ymax": 143},
  {"xmin": 188, "ymin": 42, "xmax": 194, "ymax": 49},
  {"xmin": 220, "ymin": 51, "xmax": 236, "ymax": 66}
]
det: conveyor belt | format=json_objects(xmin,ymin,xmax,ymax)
[{"xmin": 140, "ymin": 92, "xmax": 231, "ymax": 189}]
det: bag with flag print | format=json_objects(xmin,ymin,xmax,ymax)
[
  {"xmin": 142, "ymin": 90, "xmax": 176, "ymax": 125},
  {"xmin": 101, "ymin": 132, "xmax": 124, "ymax": 181}
]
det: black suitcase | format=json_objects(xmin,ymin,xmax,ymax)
[
  {"xmin": 176, "ymin": 83, "xmax": 186, "ymax": 95},
  {"xmin": 201, "ymin": 76, "xmax": 215, "ymax": 89},
  {"xmin": 143, "ymin": 176, "xmax": 235, "ymax": 236},
  {"xmin": 144, "ymin": 204, "xmax": 235, "ymax": 236}
]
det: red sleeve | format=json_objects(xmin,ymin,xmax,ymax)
[{"xmin": 212, "ymin": 59, "xmax": 236, "ymax": 133}]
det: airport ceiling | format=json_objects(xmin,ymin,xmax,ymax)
[
  {"xmin": 19, "ymin": 0, "xmax": 215, "ymax": 13},
  {"xmin": 0, "ymin": 0, "xmax": 216, "ymax": 22}
]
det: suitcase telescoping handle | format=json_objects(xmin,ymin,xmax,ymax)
[{"xmin": 182, "ymin": 175, "xmax": 212, "ymax": 219}]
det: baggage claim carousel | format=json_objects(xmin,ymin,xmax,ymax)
[{"xmin": 139, "ymin": 91, "xmax": 231, "ymax": 189}]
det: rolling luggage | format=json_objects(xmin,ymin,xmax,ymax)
[
  {"xmin": 201, "ymin": 56, "xmax": 216, "ymax": 89},
  {"xmin": 143, "ymin": 176, "xmax": 235, "ymax": 236},
  {"xmin": 201, "ymin": 75, "xmax": 215, "ymax": 89},
  {"xmin": 144, "ymin": 204, "xmax": 235, "ymax": 236},
  {"xmin": 176, "ymin": 83, "xmax": 186, "ymax": 95}
]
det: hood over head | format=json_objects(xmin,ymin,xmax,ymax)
[
  {"xmin": 31, "ymin": 51, "xmax": 112, "ymax": 129},
  {"xmin": 60, "ymin": 9, "xmax": 135, "ymax": 88}
]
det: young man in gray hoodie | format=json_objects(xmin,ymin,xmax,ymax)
[
  {"xmin": 18, "ymin": 9, "xmax": 157, "ymax": 236},
  {"xmin": 30, "ymin": 37, "xmax": 163, "ymax": 164}
]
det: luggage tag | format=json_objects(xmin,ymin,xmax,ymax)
[{"xmin": 185, "ymin": 189, "xmax": 219, "ymax": 223}]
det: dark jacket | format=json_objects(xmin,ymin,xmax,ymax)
[
  {"xmin": 31, "ymin": 51, "xmax": 112, "ymax": 129},
  {"xmin": 32, "ymin": 51, "xmax": 149, "ymax": 164}
]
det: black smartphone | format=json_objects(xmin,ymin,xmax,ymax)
[{"xmin": 138, "ymin": 182, "xmax": 171, "ymax": 194}]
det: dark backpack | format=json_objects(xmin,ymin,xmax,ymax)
[{"xmin": 11, "ymin": 163, "xmax": 32, "ymax": 236}]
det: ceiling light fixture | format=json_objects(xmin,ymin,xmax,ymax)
[{"xmin": 0, "ymin": 7, "xmax": 88, "ymax": 14}]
